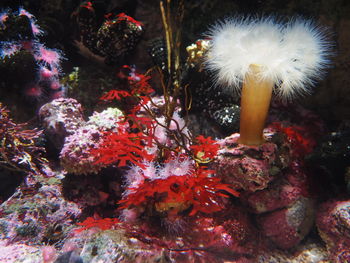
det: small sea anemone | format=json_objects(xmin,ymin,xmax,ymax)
[
  {"xmin": 119, "ymin": 208, "xmax": 139, "ymax": 223},
  {"xmin": 0, "ymin": 41, "xmax": 22, "ymax": 58},
  {"xmin": 18, "ymin": 7, "xmax": 43, "ymax": 36},
  {"xmin": 0, "ymin": 10, "xmax": 9, "ymax": 27},
  {"xmin": 205, "ymin": 16, "xmax": 332, "ymax": 145},
  {"xmin": 38, "ymin": 66, "xmax": 59, "ymax": 81},
  {"xmin": 160, "ymin": 155, "xmax": 195, "ymax": 178},
  {"xmin": 24, "ymin": 82, "xmax": 44, "ymax": 100},
  {"xmin": 124, "ymin": 161, "xmax": 159, "ymax": 191},
  {"xmin": 124, "ymin": 165, "xmax": 144, "ymax": 189},
  {"xmin": 34, "ymin": 43, "xmax": 64, "ymax": 68}
]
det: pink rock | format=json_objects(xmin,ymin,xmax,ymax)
[
  {"xmin": 258, "ymin": 197, "xmax": 315, "ymax": 249},
  {"xmin": 39, "ymin": 98, "xmax": 85, "ymax": 148},
  {"xmin": 244, "ymin": 181, "xmax": 302, "ymax": 213},
  {"xmin": 63, "ymin": 205, "xmax": 258, "ymax": 262},
  {"xmin": 215, "ymin": 131, "xmax": 288, "ymax": 192},
  {"xmin": 317, "ymin": 200, "xmax": 350, "ymax": 262},
  {"xmin": 59, "ymin": 108, "xmax": 124, "ymax": 175},
  {"xmin": 244, "ymin": 161, "xmax": 310, "ymax": 213},
  {"xmin": 0, "ymin": 180, "xmax": 82, "ymax": 244},
  {"xmin": 215, "ymin": 129, "xmax": 316, "ymax": 249},
  {"xmin": 242, "ymin": 160, "xmax": 315, "ymax": 249},
  {"xmin": 42, "ymin": 246, "xmax": 57, "ymax": 263},
  {"xmin": 168, "ymin": 205, "xmax": 259, "ymax": 262},
  {"xmin": 0, "ymin": 240, "xmax": 42, "ymax": 262}
]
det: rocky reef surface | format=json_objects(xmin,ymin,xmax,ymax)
[{"xmin": 1, "ymin": 1, "xmax": 350, "ymax": 263}]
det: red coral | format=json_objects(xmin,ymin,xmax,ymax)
[
  {"xmin": 119, "ymin": 166, "xmax": 239, "ymax": 216},
  {"xmin": 99, "ymin": 90, "xmax": 131, "ymax": 101},
  {"xmin": 75, "ymin": 216, "xmax": 120, "ymax": 233},
  {"xmin": 90, "ymin": 127, "xmax": 154, "ymax": 169},
  {"xmin": 116, "ymin": 13, "xmax": 143, "ymax": 27},
  {"xmin": 129, "ymin": 74, "xmax": 154, "ymax": 96},
  {"xmin": 99, "ymin": 66, "xmax": 153, "ymax": 102},
  {"xmin": 190, "ymin": 135, "xmax": 220, "ymax": 162},
  {"xmin": 188, "ymin": 167, "xmax": 240, "ymax": 215},
  {"xmin": 272, "ymin": 123, "xmax": 316, "ymax": 158},
  {"xmin": 81, "ymin": 1, "xmax": 94, "ymax": 11},
  {"xmin": 128, "ymin": 114, "xmax": 156, "ymax": 147}
]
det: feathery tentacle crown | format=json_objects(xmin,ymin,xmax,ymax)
[{"xmin": 205, "ymin": 16, "xmax": 332, "ymax": 99}]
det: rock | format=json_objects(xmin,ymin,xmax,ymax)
[
  {"xmin": 317, "ymin": 200, "xmax": 350, "ymax": 262},
  {"xmin": 59, "ymin": 107, "xmax": 124, "ymax": 175},
  {"xmin": 39, "ymin": 98, "xmax": 85, "ymax": 149},
  {"xmin": 215, "ymin": 131, "xmax": 289, "ymax": 192},
  {"xmin": 244, "ymin": 161, "xmax": 311, "ymax": 214},
  {"xmin": 258, "ymin": 197, "xmax": 315, "ymax": 249}
]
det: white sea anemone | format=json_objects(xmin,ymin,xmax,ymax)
[
  {"xmin": 204, "ymin": 16, "xmax": 332, "ymax": 146},
  {"xmin": 159, "ymin": 155, "xmax": 194, "ymax": 178},
  {"xmin": 205, "ymin": 16, "xmax": 332, "ymax": 99},
  {"xmin": 278, "ymin": 18, "xmax": 332, "ymax": 98}
]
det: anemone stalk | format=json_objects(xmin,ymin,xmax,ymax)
[{"xmin": 238, "ymin": 64, "xmax": 273, "ymax": 145}]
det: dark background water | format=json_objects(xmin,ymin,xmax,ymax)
[{"xmin": 1, "ymin": 0, "xmax": 350, "ymax": 128}]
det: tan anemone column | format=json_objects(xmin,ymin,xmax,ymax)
[{"xmin": 238, "ymin": 64, "xmax": 274, "ymax": 146}]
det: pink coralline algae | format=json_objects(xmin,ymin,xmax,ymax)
[
  {"xmin": 0, "ymin": 175, "xmax": 82, "ymax": 246},
  {"xmin": 316, "ymin": 200, "xmax": 350, "ymax": 262},
  {"xmin": 0, "ymin": 240, "xmax": 42, "ymax": 263},
  {"xmin": 243, "ymin": 161, "xmax": 311, "ymax": 213},
  {"xmin": 215, "ymin": 131, "xmax": 289, "ymax": 192},
  {"xmin": 257, "ymin": 197, "xmax": 315, "ymax": 249},
  {"xmin": 59, "ymin": 107, "xmax": 124, "ymax": 175},
  {"xmin": 39, "ymin": 98, "xmax": 85, "ymax": 148},
  {"xmin": 65, "ymin": 205, "xmax": 257, "ymax": 263},
  {"xmin": 215, "ymin": 129, "xmax": 315, "ymax": 249}
]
